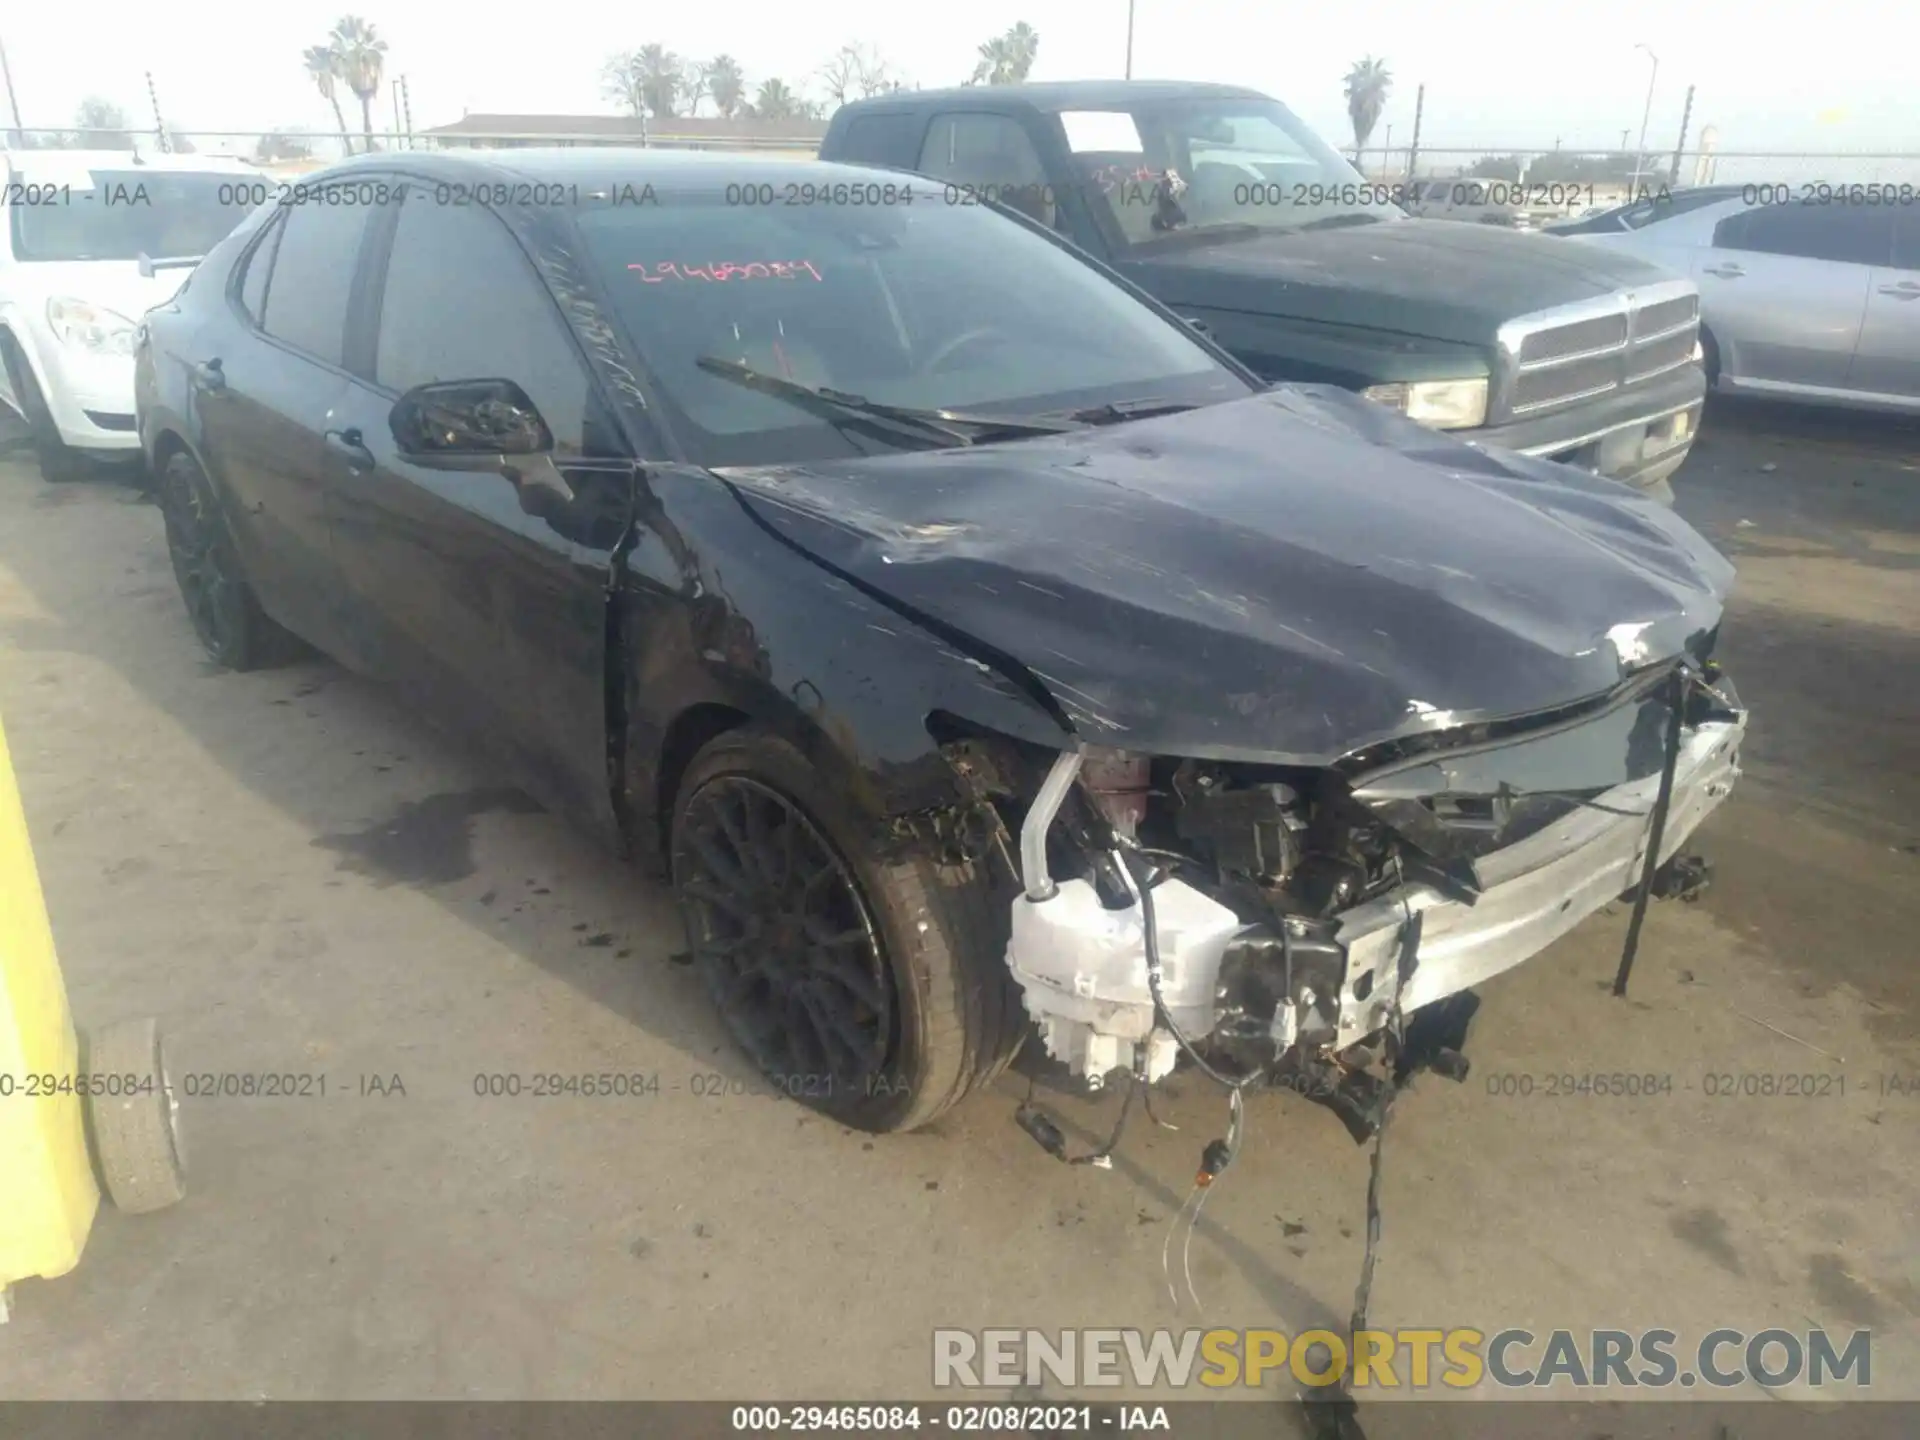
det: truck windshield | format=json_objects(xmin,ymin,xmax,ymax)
[
  {"xmin": 7, "ymin": 170, "xmax": 256, "ymax": 263},
  {"xmin": 1052, "ymin": 99, "xmax": 1405, "ymax": 249},
  {"xmin": 571, "ymin": 187, "xmax": 1254, "ymax": 466}
]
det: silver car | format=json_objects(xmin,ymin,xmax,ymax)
[{"xmin": 1565, "ymin": 195, "xmax": 1920, "ymax": 413}]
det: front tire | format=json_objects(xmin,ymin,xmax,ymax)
[
  {"xmin": 157, "ymin": 449, "xmax": 297, "ymax": 670},
  {"xmin": 669, "ymin": 727, "xmax": 1025, "ymax": 1133},
  {"xmin": 0, "ymin": 335, "xmax": 87, "ymax": 483}
]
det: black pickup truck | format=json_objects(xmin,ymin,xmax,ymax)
[{"xmin": 822, "ymin": 81, "xmax": 1707, "ymax": 497}]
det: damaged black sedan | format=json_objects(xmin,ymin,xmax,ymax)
[{"xmin": 135, "ymin": 152, "xmax": 1747, "ymax": 1136}]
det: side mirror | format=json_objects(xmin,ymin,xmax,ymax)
[{"xmin": 389, "ymin": 378, "xmax": 552, "ymax": 464}]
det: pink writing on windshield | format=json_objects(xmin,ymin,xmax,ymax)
[{"xmin": 626, "ymin": 260, "xmax": 824, "ymax": 283}]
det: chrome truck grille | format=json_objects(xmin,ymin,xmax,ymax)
[{"xmin": 1492, "ymin": 280, "xmax": 1701, "ymax": 422}]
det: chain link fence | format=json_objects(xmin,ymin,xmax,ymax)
[
  {"xmin": 1, "ymin": 126, "xmax": 823, "ymax": 169},
  {"xmin": 1358, "ymin": 145, "xmax": 1920, "ymax": 192},
  {"xmin": 9, "ymin": 126, "xmax": 1917, "ymax": 195}
]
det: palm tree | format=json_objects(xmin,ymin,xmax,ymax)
[
  {"xmin": 304, "ymin": 43, "xmax": 353, "ymax": 154},
  {"xmin": 1343, "ymin": 56, "xmax": 1392, "ymax": 163},
  {"xmin": 1003, "ymin": 22, "xmax": 1040, "ymax": 81},
  {"xmin": 970, "ymin": 36, "xmax": 1011, "ymax": 85},
  {"xmin": 970, "ymin": 23, "xmax": 1040, "ymax": 85},
  {"xmin": 329, "ymin": 16, "xmax": 388, "ymax": 154},
  {"xmin": 706, "ymin": 55, "xmax": 747, "ymax": 118},
  {"xmin": 749, "ymin": 78, "xmax": 800, "ymax": 122},
  {"xmin": 635, "ymin": 43, "xmax": 683, "ymax": 118}
]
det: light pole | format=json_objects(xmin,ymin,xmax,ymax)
[
  {"xmin": 1629, "ymin": 44, "xmax": 1658, "ymax": 198},
  {"xmin": 1125, "ymin": 0, "xmax": 1136, "ymax": 79},
  {"xmin": 0, "ymin": 33, "xmax": 24, "ymax": 136}
]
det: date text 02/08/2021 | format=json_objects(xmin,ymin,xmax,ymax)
[{"xmin": 729, "ymin": 1405, "xmax": 1167, "ymax": 1433}]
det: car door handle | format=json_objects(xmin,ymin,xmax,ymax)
[
  {"xmin": 1701, "ymin": 263, "xmax": 1745, "ymax": 279},
  {"xmin": 324, "ymin": 427, "xmax": 375, "ymax": 472},
  {"xmin": 1878, "ymin": 282, "xmax": 1920, "ymax": 300},
  {"xmin": 191, "ymin": 358, "xmax": 227, "ymax": 393}
]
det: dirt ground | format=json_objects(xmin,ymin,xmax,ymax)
[{"xmin": 0, "ymin": 399, "xmax": 1915, "ymax": 1427}]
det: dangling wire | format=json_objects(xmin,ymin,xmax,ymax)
[
  {"xmin": 1161, "ymin": 1184, "xmax": 1202, "ymax": 1311},
  {"xmin": 1179, "ymin": 1087, "xmax": 1246, "ymax": 1314}
]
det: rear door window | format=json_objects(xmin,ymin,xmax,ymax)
[
  {"xmin": 835, "ymin": 112, "xmax": 927, "ymax": 171},
  {"xmin": 258, "ymin": 199, "xmax": 375, "ymax": 366},
  {"xmin": 236, "ymin": 216, "xmax": 281, "ymax": 323},
  {"xmin": 1714, "ymin": 204, "xmax": 1894, "ymax": 267}
]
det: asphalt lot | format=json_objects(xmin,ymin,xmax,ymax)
[{"xmin": 0, "ymin": 399, "xmax": 1915, "ymax": 1428}]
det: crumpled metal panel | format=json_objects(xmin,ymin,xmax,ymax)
[{"xmin": 720, "ymin": 385, "xmax": 1735, "ymax": 764}]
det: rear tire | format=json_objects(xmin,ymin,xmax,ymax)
[
  {"xmin": 157, "ymin": 449, "xmax": 299, "ymax": 670},
  {"xmin": 82, "ymin": 1018, "xmax": 187, "ymax": 1215},
  {"xmin": 669, "ymin": 726, "xmax": 1025, "ymax": 1133},
  {"xmin": 0, "ymin": 334, "xmax": 87, "ymax": 483}
]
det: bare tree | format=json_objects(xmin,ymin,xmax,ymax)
[
  {"xmin": 604, "ymin": 44, "xmax": 686, "ymax": 118},
  {"xmin": 684, "ymin": 60, "xmax": 712, "ymax": 117},
  {"xmin": 72, "ymin": 97, "xmax": 135, "ymax": 149},
  {"xmin": 255, "ymin": 129, "xmax": 316, "ymax": 162},
  {"xmin": 819, "ymin": 43, "xmax": 896, "ymax": 104}
]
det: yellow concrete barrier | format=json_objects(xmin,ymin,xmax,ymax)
[{"xmin": 0, "ymin": 715, "xmax": 101, "ymax": 1294}]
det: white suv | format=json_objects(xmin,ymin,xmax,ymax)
[{"xmin": 1, "ymin": 148, "xmax": 259, "ymax": 481}]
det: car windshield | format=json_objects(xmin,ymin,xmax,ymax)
[
  {"xmin": 570, "ymin": 186, "xmax": 1253, "ymax": 466},
  {"xmin": 7, "ymin": 170, "xmax": 256, "ymax": 263},
  {"xmin": 1050, "ymin": 99, "xmax": 1404, "ymax": 250}
]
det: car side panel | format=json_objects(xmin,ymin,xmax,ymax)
[
  {"xmin": 614, "ymin": 466, "xmax": 1071, "ymax": 865},
  {"xmin": 1693, "ymin": 246, "xmax": 1871, "ymax": 391},
  {"xmin": 327, "ymin": 375, "xmax": 635, "ymax": 844},
  {"xmin": 1847, "ymin": 248, "xmax": 1920, "ymax": 406}
]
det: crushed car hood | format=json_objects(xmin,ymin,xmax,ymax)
[{"xmin": 719, "ymin": 386, "xmax": 1735, "ymax": 763}]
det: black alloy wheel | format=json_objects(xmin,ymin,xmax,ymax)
[
  {"xmin": 668, "ymin": 725, "xmax": 1028, "ymax": 1133},
  {"xmin": 675, "ymin": 775, "xmax": 895, "ymax": 1098},
  {"xmin": 157, "ymin": 451, "xmax": 292, "ymax": 670}
]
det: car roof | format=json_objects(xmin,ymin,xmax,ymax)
[
  {"xmin": 835, "ymin": 79, "xmax": 1269, "ymax": 114},
  {"xmin": 2, "ymin": 149, "xmax": 259, "ymax": 179},
  {"xmin": 1641, "ymin": 195, "xmax": 1751, "ymax": 228},
  {"xmin": 308, "ymin": 147, "xmax": 950, "ymax": 195}
]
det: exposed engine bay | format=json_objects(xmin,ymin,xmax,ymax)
[{"xmin": 937, "ymin": 656, "xmax": 1746, "ymax": 1142}]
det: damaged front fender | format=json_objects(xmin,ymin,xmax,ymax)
[{"xmin": 615, "ymin": 467, "xmax": 1075, "ymax": 863}]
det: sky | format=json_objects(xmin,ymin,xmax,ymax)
[{"xmin": 1, "ymin": 0, "xmax": 1910, "ymax": 168}]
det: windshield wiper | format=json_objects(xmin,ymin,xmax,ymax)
[
  {"xmin": 695, "ymin": 356, "xmax": 1083, "ymax": 448},
  {"xmin": 1052, "ymin": 397, "xmax": 1199, "ymax": 425},
  {"xmin": 1130, "ymin": 222, "xmax": 1263, "ymax": 253},
  {"xmin": 1293, "ymin": 213, "xmax": 1388, "ymax": 232}
]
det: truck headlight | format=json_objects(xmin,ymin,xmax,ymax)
[
  {"xmin": 47, "ymin": 297, "xmax": 138, "ymax": 357},
  {"xmin": 1361, "ymin": 378, "xmax": 1489, "ymax": 429}
]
